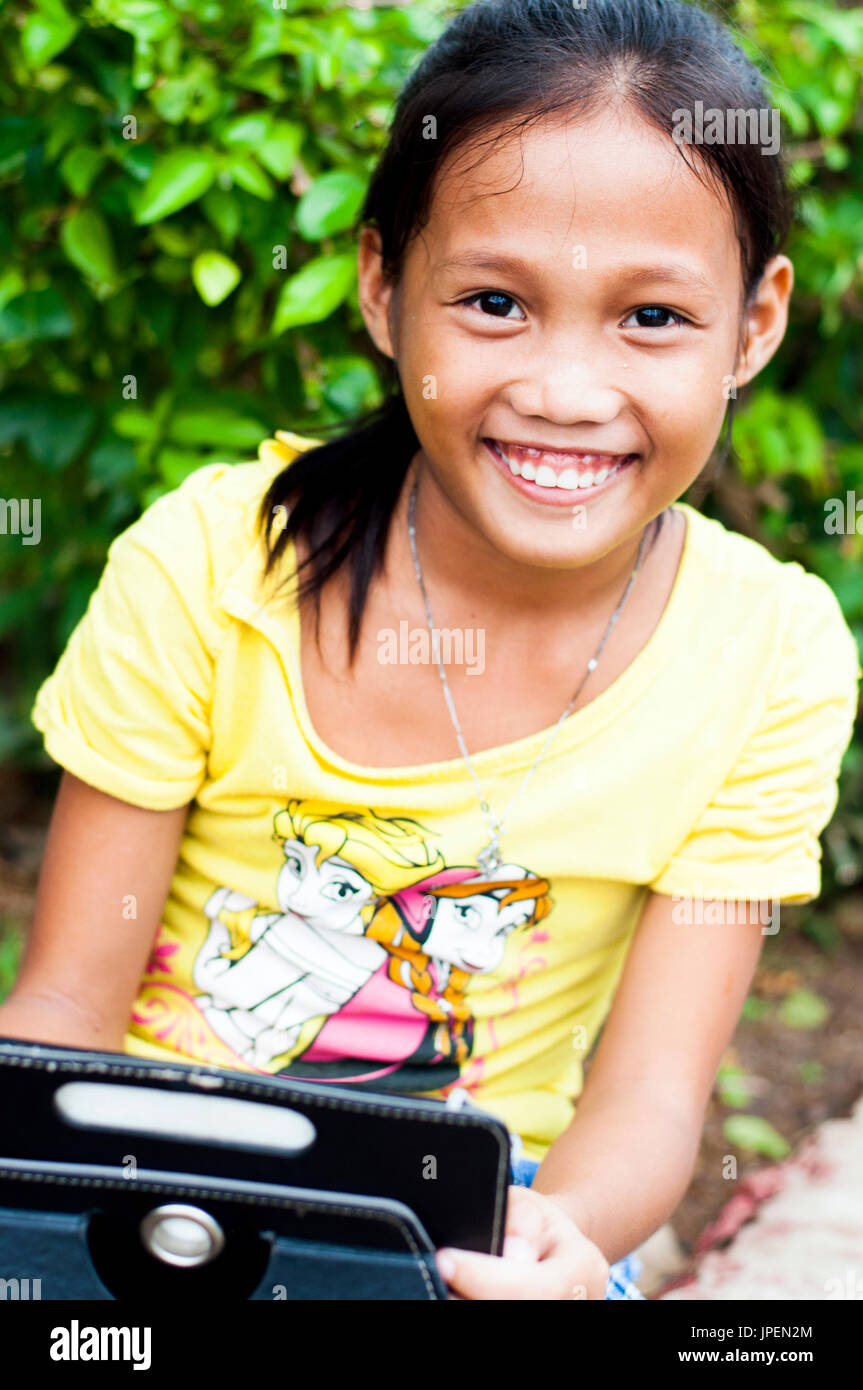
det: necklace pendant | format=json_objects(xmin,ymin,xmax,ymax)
[{"xmin": 477, "ymin": 838, "xmax": 502, "ymax": 876}]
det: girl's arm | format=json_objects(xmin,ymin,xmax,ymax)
[
  {"xmin": 530, "ymin": 888, "xmax": 766, "ymax": 1264},
  {"xmin": 0, "ymin": 771, "xmax": 189, "ymax": 1051}
]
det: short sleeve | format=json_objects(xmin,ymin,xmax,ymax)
[
  {"xmin": 650, "ymin": 570, "xmax": 861, "ymax": 904},
  {"xmin": 31, "ymin": 468, "xmax": 230, "ymax": 810}
]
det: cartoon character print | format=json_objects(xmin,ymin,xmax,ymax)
[
  {"xmin": 189, "ymin": 799, "xmax": 552, "ymax": 1087},
  {"xmin": 192, "ymin": 803, "xmax": 443, "ymax": 1069},
  {"xmin": 302, "ymin": 866, "xmax": 552, "ymax": 1087}
]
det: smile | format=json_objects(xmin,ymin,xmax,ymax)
[{"xmin": 484, "ymin": 439, "xmax": 636, "ymax": 502}]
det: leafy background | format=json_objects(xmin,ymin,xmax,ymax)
[{"xmin": 0, "ymin": 0, "xmax": 862, "ymax": 1183}]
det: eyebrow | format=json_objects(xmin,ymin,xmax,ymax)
[
  {"xmin": 434, "ymin": 251, "xmax": 537, "ymax": 278},
  {"xmin": 617, "ymin": 264, "xmax": 717, "ymax": 295},
  {"xmin": 434, "ymin": 251, "xmax": 716, "ymax": 295}
]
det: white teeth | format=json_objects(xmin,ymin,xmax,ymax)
[{"xmin": 494, "ymin": 442, "xmax": 628, "ymax": 490}]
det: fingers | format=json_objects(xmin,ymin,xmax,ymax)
[
  {"xmin": 502, "ymin": 1235, "xmax": 539, "ymax": 1263},
  {"xmin": 435, "ymin": 1243, "xmax": 608, "ymax": 1300},
  {"xmin": 436, "ymin": 1188, "xmax": 610, "ymax": 1300},
  {"xmin": 502, "ymin": 1186, "xmax": 548, "ymax": 1260}
]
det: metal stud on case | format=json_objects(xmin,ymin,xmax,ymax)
[{"xmin": 139, "ymin": 1204, "xmax": 225, "ymax": 1269}]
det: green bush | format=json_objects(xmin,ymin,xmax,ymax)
[{"xmin": 1, "ymin": 0, "xmax": 861, "ymax": 900}]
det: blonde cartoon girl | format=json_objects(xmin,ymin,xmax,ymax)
[{"xmin": 192, "ymin": 802, "xmax": 444, "ymax": 1069}]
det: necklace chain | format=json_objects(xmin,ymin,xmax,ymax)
[{"xmin": 407, "ymin": 475, "xmax": 656, "ymax": 874}]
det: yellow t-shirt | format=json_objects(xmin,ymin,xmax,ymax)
[{"xmin": 31, "ymin": 431, "xmax": 862, "ymax": 1160}]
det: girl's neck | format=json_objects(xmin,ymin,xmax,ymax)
[{"xmin": 389, "ymin": 451, "xmax": 663, "ymax": 632}]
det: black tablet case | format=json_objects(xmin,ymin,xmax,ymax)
[{"xmin": 0, "ymin": 1040, "xmax": 511, "ymax": 1301}]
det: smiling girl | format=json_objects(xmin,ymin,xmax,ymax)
[{"xmin": 4, "ymin": 0, "xmax": 860, "ymax": 1301}]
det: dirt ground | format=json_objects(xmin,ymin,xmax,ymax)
[
  {"xmin": 669, "ymin": 925, "xmax": 863, "ymax": 1250},
  {"xmin": 2, "ymin": 767, "xmax": 862, "ymax": 1253}
]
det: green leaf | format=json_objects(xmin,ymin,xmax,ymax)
[
  {"xmin": 256, "ymin": 120, "xmax": 303, "ymax": 181},
  {"xmin": 0, "ymin": 921, "xmax": 24, "ymax": 1002},
  {"xmin": 110, "ymin": 138, "xmax": 156, "ymax": 184},
  {"xmin": 722, "ymin": 1114, "xmax": 791, "ymax": 1159},
  {"xmin": 741, "ymin": 994, "xmax": 772, "ymax": 1021},
  {"xmin": 0, "ymin": 268, "xmax": 27, "ymax": 314},
  {"xmin": 58, "ymin": 145, "xmax": 106, "ymax": 197},
  {"xmin": 798, "ymin": 1060, "xmax": 824, "ymax": 1085},
  {"xmin": 37, "ymin": 399, "xmax": 97, "ymax": 468},
  {"xmin": 60, "ymin": 208, "xmax": 117, "ymax": 284},
  {"xmin": 44, "ymin": 105, "xmax": 93, "ymax": 163},
  {"xmin": 777, "ymin": 988, "xmax": 830, "ymax": 1029},
  {"xmin": 0, "ymin": 391, "xmax": 94, "ymax": 467},
  {"xmin": 0, "ymin": 289, "xmax": 73, "ymax": 343},
  {"xmin": 157, "ymin": 447, "xmax": 207, "ymax": 488},
  {"xmin": 21, "ymin": 0, "xmax": 80, "ymax": 68},
  {"xmin": 271, "ymin": 252, "xmax": 356, "ymax": 334},
  {"xmin": 801, "ymin": 914, "xmax": 842, "ymax": 953},
  {"xmin": 219, "ymin": 113, "xmax": 271, "ymax": 147},
  {"xmin": 322, "ymin": 355, "xmax": 382, "ymax": 416},
  {"xmin": 112, "ymin": 406, "xmax": 158, "ymax": 440},
  {"xmin": 134, "ymin": 149, "xmax": 217, "ymax": 224},
  {"xmin": 87, "ymin": 436, "xmax": 138, "ymax": 490},
  {"xmin": 167, "ymin": 408, "xmax": 266, "ymax": 450},
  {"xmin": 716, "ymin": 1066, "xmax": 756, "ymax": 1109},
  {"xmin": 191, "ymin": 251, "xmax": 241, "ymax": 307},
  {"xmin": 91, "ymin": 0, "xmax": 177, "ymax": 43},
  {"xmin": 148, "ymin": 58, "xmax": 221, "ymax": 126},
  {"xmin": 790, "ymin": 3, "xmax": 863, "ymax": 56},
  {"xmin": 0, "ymin": 117, "xmax": 43, "ymax": 178},
  {"xmin": 201, "ymin": 188, "xmax": 241, "ymax": 245},
  {"xmin": 295, "ymin": 171, "xmax": 367, "ymax": 240},
  {"xmin": 150, "ymin": 222, "xmax": 200, "ymax": 258},
  {"xmin": 226, "ymin": 154, "xmax": 274, "ymax": 201}
]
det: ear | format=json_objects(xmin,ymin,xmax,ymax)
[
  {"xmin": 357, "ymin": 224, "xmax": 398, "ymax": 361},
  {"xmin": 734, "ymin": 254, "xmax": 794, "ymax": 388}
]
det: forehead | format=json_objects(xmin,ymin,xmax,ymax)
[{"xmin": 416, "ymin": 108, "xmax": 741, "ymax": 288}]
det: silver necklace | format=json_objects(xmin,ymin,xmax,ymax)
[{"xmin": 407, "ymin": 476, "xmax": 657, "ymax": 875}]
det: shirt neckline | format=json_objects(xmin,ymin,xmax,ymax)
[{"xmin": 220, "ymin": 499, "xmax": 702, "ymax": 784}]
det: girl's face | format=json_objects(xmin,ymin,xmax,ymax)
[
  {"xmin": 360, "ymin": 106, "xmax": 791, "ymax": 573},
  {"xmin": 424, "ymin": 891, "xmax": 532, "ymax": 974},
  {"xmin": 277, "ymin": 840, "xmax": 374, "ymax": 932}
]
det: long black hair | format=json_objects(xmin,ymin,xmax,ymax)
[{"xmin": 259, "ymin": 0, "xmax": 795, "ymax": 661}]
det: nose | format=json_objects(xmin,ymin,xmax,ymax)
[
  {"xmin": 506, "ymin": 344, "xmax": 625, "ymax": 427},
  {"xmin": 291, "ymin": 879, "xmax": 327, "ymax": 915}
]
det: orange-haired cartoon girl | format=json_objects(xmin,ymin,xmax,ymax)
[{"xmin": 280, "ymin": 863, "xmax": 551, "ymax": 1091}]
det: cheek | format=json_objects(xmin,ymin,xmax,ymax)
[
  {"xmin": 642, "ymin": 360, "xmax": 732, "ymax": 445},
  {"xmin": 400, "ymin": 318, "xmax": 497, "ymax": 413}
]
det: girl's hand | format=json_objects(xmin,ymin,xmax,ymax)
[{"xmin": 435, "ymin": 1185, "xmax": 609, "ymax": 1300}]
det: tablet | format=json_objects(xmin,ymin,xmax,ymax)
[{"xmin": 0, "ymin": 1039, "xmax": 511, "ymax": 1255}]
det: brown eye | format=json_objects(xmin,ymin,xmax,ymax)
[
  {"xmin": 623, "ymin": 305, "xmax": 688, "ymax": 329},
  {"xmin": 462, "ymin": 291, "xmax": 526, "ymax": 320}
]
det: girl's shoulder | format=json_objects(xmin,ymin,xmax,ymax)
[
  {"xmin": 673, "ymin": 500, "xmax": 861, "ymax": 691},
  {"xmin": 675, "ymin": 499, "xmax": 850, "ymax": 622},
  {"xmin": 146, "ymin": 427, "xmax": 315, "ymax": 533},
  {"xmin": 109, "ymin": 428, "xmax": 318, "ymax": 599}
]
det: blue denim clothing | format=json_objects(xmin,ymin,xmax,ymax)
[{"xmin": 510, "ymin": 1153, "xmax": 645, "ymax": 1301}]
